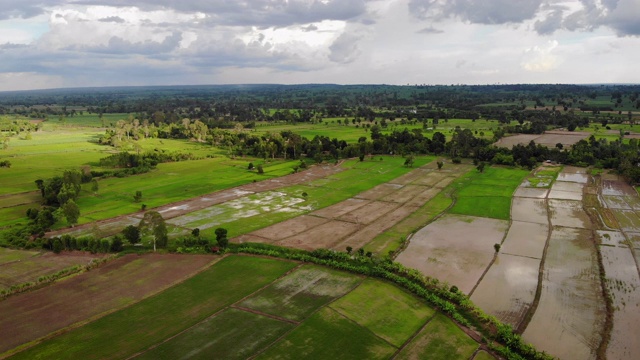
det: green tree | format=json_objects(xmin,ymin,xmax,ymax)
[
  {"xmin": 91, "ymin": 179, "xmax": 99, "ymax": 193},
  {"xmin": 404, "ymin": 155, "xmax": 415, "ymax": 168},
  {"xmin": 139, "ymin": 211, "xmax": 167, "ymax": 251},
  {"xmin": 477, "ymin": 162, "xmax": 486, "ymax": 173},
  {"xmin": 62, "ymin": 199, "xmax": 80, "ymax": 227},
  {"xmin": 437, "ymin": 161, "xmax": 444, "ymax": 170},
  {"xmin": 494, "ymin": 243, "xmax": 501, "ymax": 253},
  {"xmin": 215, "ymin": 227, "xmax": 229, "ymax": 248},
  {"xmin": 133, "ymin": 190, "xmax": 142, "ymax": 202},
  {"xmin": 257, "ymin": 164, "xmax": 264, "ymax": 174},
  {"xmin": 122, "ymin": 225, "xmax": 141, "ymax": 244}
]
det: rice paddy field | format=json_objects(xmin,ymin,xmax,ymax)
[{"xmin": 2, "ymin": 255, "xmax": 488, "ymax": 360}]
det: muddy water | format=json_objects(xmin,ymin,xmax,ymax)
[
  {"xmin": 548, "ymin": 199, "xmax": 592, "ymax": 229},
  {"xmin": 556, "ymin": 173, "xmax": 589, "ymax": 183},
  {"xmin": 595, "ymin": 230, "xmax": 627, "ymax": 247},
  {"xmin": 511, "ymin": 198, "xmax": 548, "ymax": 224},
  {"xmin": 600, "ymin": 245, "xmax": 640, "ymax": 360},
  {"xmin": 601, "ymin": 178, "xmax": 638, "ymax": 196},
  {"xmin": 395, "ymin": 214, "xmax": 508, "ymax": 294},
  {"xmin": 501, "ymin": 221, "xmax": 548, "ymax": 259},
  {"xmin": 523, "ymin": 226, "xmax": 605, "ymax": 360},
  {"xmin": 471, "ymin": 254, "xmax": 539, "ymax": 327},
  {"xmin": 628, "ymin": 232, "xmax": 640, "ymax": 250},
  {"xmin": 548, "ymin": 189, "xmax": 583, "ymax": 201},
  {"xmin": 551, "ymin": 181, "xmax": 585, "ymax": 193},
  {"xmin": 513, "ymin": 187, "xmax": 548, "ymax": 199},
  {"xmin": 622, "ymin": 195, "xmax": 640, "ymax": 210}
]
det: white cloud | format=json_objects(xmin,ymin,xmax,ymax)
[{"xmin": 522, "ymin": 40, "xmax": 560, "ymax": 72}]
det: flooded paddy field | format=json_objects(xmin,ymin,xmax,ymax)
[
  {"xmin": 513, "ymin": 187, "xmax": 548, "ymax": 198},
  {"xmin": 548, "ymin": 199, "xmax": 592, "ymax": 229},
  {"xmin": 500, "ymin": 221, "xmax": 548, "ymax": 258},
  {"xmin": 395, "ymin": 214, "xmax": 508, "ymax": 294},
  {"xmin": 523, "ymin": 226, "xmax": 605, "ymax": 360},
  {"xmin": 510, "ymin": 198, "xmax": 547, "ymax": 224},
  {"xmin": 470, "ymin": 254, "xmax": 539, "ymax": 327},
  {"xmin": 600, "ymin": 245, "xmax": 640, "ymax": 360}
]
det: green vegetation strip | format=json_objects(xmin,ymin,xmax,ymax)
[
  {"xmin": 449, "ymin": 167, "xmax": 530, "ymax": 220},
  {"xmin": 135, "ymin": 308, "xmax": 293, "ymax": 360},
  {"xmin": 11, "ymin": 256, "xmax": 297, "ymax": 360}
]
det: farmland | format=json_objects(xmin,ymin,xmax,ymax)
[{"xmin": 3, "ymin": 255, "xmax": 487, "ymax": 360}]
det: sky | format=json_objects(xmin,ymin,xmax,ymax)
[{"xmin": 0, "ymin": 0, "xmax": 638, "ymax": 91}]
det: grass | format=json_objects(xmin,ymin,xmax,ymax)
[
  {"xmin": 238, "ymin": 265, "xmax": 361, "ymax": 321},
  {"xmin": 11, "ymin": 256, "xmax": 297, "ymax": 360},
  {"xmin": 0, "ymin": 247, "xmax": 39, "ymax": 264},
  {"xmin": 135, "ymin": 308, "xmax": 293, "ymax": 360},
  {"xmin": 395, "ymin": 313, "xmax": 478, "ymax": 360},
  {"xmin": 526, "ymin": 166, "xmax": 561, "ymax": 188},
  {"xmin": 255, "ymin": 307, "xmax": 397, "ymax": 360},
  {"xmin": 449, "ymin": 166, "xmax": 529, "ymax": 220},
  {"xmin": 473, "ymin": 350, "xmax": 497, "ymax": 360},
  {"xmin": 329, "ymin": 278, "xmax": 435, "ymax": 347}
]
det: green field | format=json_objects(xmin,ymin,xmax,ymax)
[
  {"xmin": 11, "ymin": 256, "xmax": 297, "ymax": 360},
  {"xmin": 449, "ymin": 166, "xmax": 529, "ymax": 220},
  {"xmin": 136, "ymin": 308, "xmax": 294, "ymax": 360},
  {"xmin": 395, "ymin": 313, "xmax": 479, "ymax": 360},
  {"xmin": 238, "ymin": 265, "xmax": 361, "ymax": 321},
  {"xmin": 256, "ymin": 307, "xmax": 397, "ymax": 360},
  {"xmin": 330, "ymin": 278, "xmax": 435, "ymax": 347}
]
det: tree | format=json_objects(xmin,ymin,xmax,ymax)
[
  {"xmin": 191, "ymin": 228, "xmax": 200, "ymax": 238},
  {"xmin": 91, "ymin": 179, "xmax": 99, "ymax": 194},
  {"xmin": 215, "ymin": 227, "xmax": 229, "ymax": 248},
  {"xmin": 477, "ymin": 162, "xmax": 486, "ymax": 173},
  {"xmin": 404, "ymin": 155, "xmax": 415, "ymax": 168},
  {"xmin": 437, "ymin": 161, "xmax": 444, "ymax": 170},
  {"xmin": 346, "ymin": 246, "xmax": 353, "ymax": 254},
  {"xmin": 257, "ymin": 164, "xmax": 264, "ymax": 174},
  {"xmin": 62, "ymin": 199, "xmax": 80, "ymax": 227},
  {"xmin": 122, "ymin": 225, "xmax": 141, "ymax": 244},
  {"xmin": 494, "ymin": 243, "xmax": 501, "ymax": 253},
  {"xmin": 139, "ymin": 211, "xmax": 167, "ymax": 251},
  {"xmin": 133, "ymin": 190, "xmax": 142, "ymax": 202}
]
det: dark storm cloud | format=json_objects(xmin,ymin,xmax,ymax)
[
  {"xmin": 534, "ymin": 9, "xmax": 564, "ymax": 35},
  {"xmin": 408, "ymin": 0, "xmax": 543, "ymax": 24}
]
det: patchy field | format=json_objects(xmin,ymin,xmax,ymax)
[
  {"xmin": 523, "ymin": 226, "xmax": 605, "ymax": 360},
  {"xmin": 9, "ymin": 256, "xmax": 296, "ymax": 360},
  {"xmin": 395, "ymin": 313, "xmax": 478, "ymax": 360},
  {"xmin": 0, "ymin": 254, "xmax": 215, "ymax": 355},
  {"xmin": 500, "ymin": 221, "xmax": 548, "ymax": 258},
  {"xmin": 238, "ymin": 265, "xmax": 361, "ymax": 321},
  {"xmin": 0, "ymin": 250, "xmax": 103, "ymax": 290},
  {"xmin": 548, "ymin": 199, "xmax": 592, "ymax": 229},
  {"xmin": 396, "ymin": 214, "xmax": 508, "ymax": 294}
]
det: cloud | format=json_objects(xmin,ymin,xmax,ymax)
[
  {"xmin": 0, "ymin": 0, "xmax": 61, "ymax": 20},
  {"xmin": 98, "ymin": 16, "xmax": 125, "ymax": 23},
  {"xmin": 328, "ymin": 31, "xmax": 363, "ymax": 64},
  {"xmin": 417, "ymin": 26, "xmax": 443, "ymax": 34},
  {"xmin": 73, "ymin": 32, "xmax": 183, "ymax": 55},
  {"xmin": 409, "ymin": 0, "xmax": 543, "ymax": 24},
  {"xmin": 522, "ymin": 40, "xmax": 560, "ymax": 72}
]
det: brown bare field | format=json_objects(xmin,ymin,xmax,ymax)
[
  {"xmin": 523, "ymin": 226, "xmax": 605, "ymax": 360},
  {"xmin": 600, "ymin": 245, "xmax": 640, "ymax": 360},
  {"xmin": 470, "ymin": 254, "xmax": 540, "ymax": 327},
  {"xmin": 395, "ymin": 214, "xmax": 508, "ymax": 294},
  {"xmin": 310, "ymin": 198, "xmax": 369, "ymax": 218},
  {"xmin": 251, "ymin": 215, "xmax": 329, "ymax": 241},
  {"xmin": 0, "ymin": 251, "xmax": 104, "ymax": 290},
  {"xmin": 494, "ymin": 131, "xmax": 588, "ymax": 148},
  {"xmin": 337, "ymin": 201, "xmax": 399, "ymax": 224},
  {"xmin": 355, "ymin": 183, "xmax": 403, "ymax": 200},
  {"xmin": 0, "ymin": 254, "xmax": 215, "ymax": 354},
  {"xmin": 275, "ymin": 220, "xmax": 362, "ymax": 251}
]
